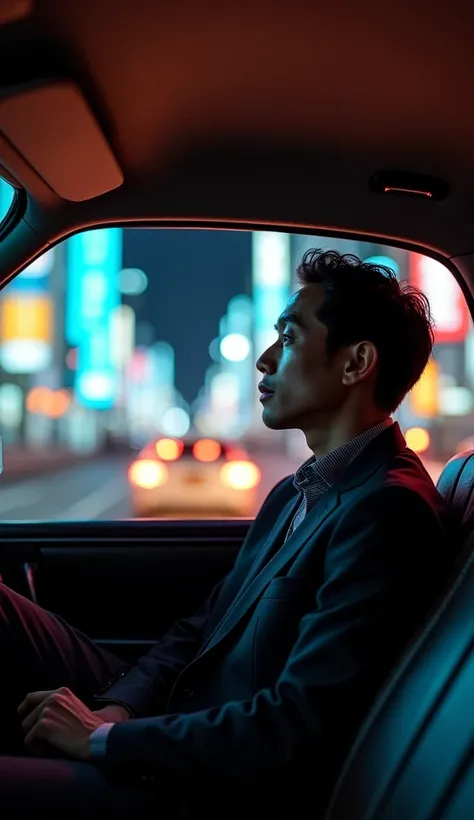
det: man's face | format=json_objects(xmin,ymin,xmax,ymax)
[{"xmin": 256, "ymin": 284, "xmax": 348, "ymax": 431}]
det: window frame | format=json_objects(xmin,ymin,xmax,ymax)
[{"xmin": 0, "ymin": 179, "xmax": 26, "ymax": 243}]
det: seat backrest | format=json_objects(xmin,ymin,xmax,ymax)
[
  {"xmin": 324, "ymin": 456, "xmax": 474, "ymax": 820},
  {"xmin": 437, "ymin": 449, "xmax": 474, "ymax": 532}
]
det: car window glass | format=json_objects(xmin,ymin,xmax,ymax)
[
  {"xmin": 0, "ymin": 177, "xmax": 16, "ymax": 226},
  {"xmin": 0, "ymin": 228, "xmax": 469, "ymax": 520}
]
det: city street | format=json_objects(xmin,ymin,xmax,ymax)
[
  {"xmin": 0, "ymin": 456, "xmax": 133, "ymax": 521},
  {"xmin": 0, "ymin": 451, "xmax": 303, "ymax": 521},
  {"xmin": 0, "ymin": 451, "xmax": 445, "ymax": 522}
]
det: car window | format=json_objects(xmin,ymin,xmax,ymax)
[
  {"xmin": 0, "ymin": 177, "xmax": 16, "ymax": 226},
  {"xmin": 0, "ymin": 228, "xmax": 470, "ymax": 520}
]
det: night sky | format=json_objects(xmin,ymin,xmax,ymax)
[{"xmin": 123, "ymin": 229, "xmax": 253, "ymax": 404}]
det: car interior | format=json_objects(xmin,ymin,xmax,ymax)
[{"xmin": 0, "ymin": 1, "xmax": 472, "ymax": 817}]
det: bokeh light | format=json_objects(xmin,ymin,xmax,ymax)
[
  {"xmin": 26, "ymin": 387, "xmax": 71, "ymax": 417},
  {"xmin": 193, "ymin": 439, "xmax": 222, "ymax": 462},
  {"xmin": 128, "ymin": 459, "xmax": 168, "ymax": 489},
  {"xmin": 219, "ymin": 333, "xmax": 251, "ymax": 362},
  {"xmin": 155, "ymin": 438, "xmax": 183, "ymax": 460},
  {"xmin": 405, "ymin": 426, "xmax": 430, "ymax": 454},
  {"xmin": 119, "ymin": 268, "xmax": 148, "ymax": 296},
  {"xmin": 162, "ymin": 407, "xmax": 190, "ymax": 438},
  {"xmin": 220, "ymin": 460, "xmax": 261, "ymax": 490}
]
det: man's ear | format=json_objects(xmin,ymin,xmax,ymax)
[{"xmin": 341, "ymin": 341, "xmax": 378, "ymax": 386}]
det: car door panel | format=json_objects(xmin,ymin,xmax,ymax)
[{"xmin": 0, "ymin": 520, "xmax": 251, "ymax": 663}]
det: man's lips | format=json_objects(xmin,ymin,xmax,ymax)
[{"xmin": 258, "ymin": 383, "xmax": 274, "ymax": 401}]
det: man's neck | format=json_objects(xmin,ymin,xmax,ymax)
[{"xmin": 305, "ymin": 413, "xmax": 390, "ymax": 458}]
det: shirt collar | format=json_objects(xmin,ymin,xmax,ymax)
[{"xmin": 294, "ymin": 419, "xmax": 394, "ymax": 493}]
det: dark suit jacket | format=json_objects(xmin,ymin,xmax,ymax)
[{"xmin": 100, "ymin": 423, "xmax": 449, "ymax": 809}]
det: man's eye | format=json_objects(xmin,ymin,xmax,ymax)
[{"xmin": 282, "ymin": 334, "xmax": 294, "ymax": 344}]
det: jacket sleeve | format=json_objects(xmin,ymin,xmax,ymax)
[{"xmin": 102, "ymin": 484, "xmax": 448, "ymax": 781}]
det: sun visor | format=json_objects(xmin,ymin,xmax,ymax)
[
  {"xmin": 0, "ymin": 0, "xmax": 32, "ymax": 26},
  {"xmin": 0, "ymin": 80, "xmax": 124, "ymax": 201}
]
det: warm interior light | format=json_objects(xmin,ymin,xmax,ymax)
[
  {"xmin": 405, "ymin": 426, "xmax": 431, "ymax": 454},
  {"xmin": 220, "ymin": 460, "xmax": 261, "ymax": 490},
  {"xmin": 155, "ymin": 438, "xmax": 183, "ymax": 460},
  {"xmin": 128, "ymin": 459, "xmax": 168, "ymax": 489},
  {"xmin": 193, "ymin": 439, "xmax": 222, "ymax": 462}
]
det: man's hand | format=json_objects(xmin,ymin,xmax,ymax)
[{"xmin": 18, "ymin": 687, "xmax": 106, "ymax": 760}]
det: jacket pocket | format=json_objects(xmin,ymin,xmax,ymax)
[
  {"xmin": 260, "ymin": 576, "xmax": 307, "ymax": 601},
  {"xmin": 252, "ymin": 578, "xmax": 310, "ymax": 688}
]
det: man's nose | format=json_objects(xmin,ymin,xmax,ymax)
[{"xmin": 256, "ymin": 347, "xmax": 276, "ymax": 375}]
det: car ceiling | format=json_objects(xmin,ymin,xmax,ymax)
[{"xmin": 0, "ymin": 0, "xmax": 473, "ymax": 300}]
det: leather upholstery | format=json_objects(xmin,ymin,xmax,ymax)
[
  {"xmin": 324, "ymin": 455, "xmax": 474, "ymax": 820},
  {"xmin": 437, "ymin": 450, "xmax": 474, "ymax": 531}
]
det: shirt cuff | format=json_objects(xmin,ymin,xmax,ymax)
[{"xmin": 89, "ymin": 722, "xmax": 114, "ymax": 759}]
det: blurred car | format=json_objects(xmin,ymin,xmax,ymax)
[{"xmin": 128, "ymin": 437, "xmax": 261, "ymax": 518}]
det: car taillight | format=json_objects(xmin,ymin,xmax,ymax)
[
  {"xmin": 220, "ymin": 460, "xmax": 261, "ymax": 490},
  {"xmin": 225, "ymin": 447, "xmax": 249, "ymax": 461},
  {"xmin": 155, "ymin": 438, "xmax": 183, "ymax": 460},
  {"xmin": 193, "ymin": 439, "xmax": 222, "ymax": 462},
  {"xmin": 128, "ymin": 459, "xmax": 168, "ymax": 489}
]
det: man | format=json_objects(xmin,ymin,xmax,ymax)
[{"xmin": 0, "ymin": 249, "xmax": 449, "ymax": 817}]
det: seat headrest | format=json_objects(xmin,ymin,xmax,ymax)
[{"xmin": 436, "ymin": 450, "xmax": 474, "ymax": 530}]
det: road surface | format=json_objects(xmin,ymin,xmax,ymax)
[
  {"xmin": 0, "ymin": 452, "xmax": 303, "ymax": 521},
  {"xmin": 0, "ymin": 452, "xmax": 444, "ymax": 522}
]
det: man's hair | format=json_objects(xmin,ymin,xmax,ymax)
[{"xmin": 296, "ymin": 248, "xmax": 435, "ymax": 413}]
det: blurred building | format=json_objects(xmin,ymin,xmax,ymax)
[{"xmin": 0, "ymin": 219, "xmax": 470, "ymax": 467}]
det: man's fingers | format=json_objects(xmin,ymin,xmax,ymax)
[
  {"xmin": 18, "ymin": 686, "xmax": 71, "ymax": 717},
  {"xmin": 20, "ymin": 689, "xmax": 68, "ymax": 734},
  {"xmin": 18, "ymin": 689, "xmax": 56, "ymax": 716},
  {"xmin": 21, "ymin": 698, "xmax": 48, "ymax": 734},
  {"xmin": 24, "ymin": 713, "xmax": 53, "ymax": 748}
]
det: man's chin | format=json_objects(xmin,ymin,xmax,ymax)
[{"xmin": 261, "ymin": 406, "xmax": 288, "ymax": 430}]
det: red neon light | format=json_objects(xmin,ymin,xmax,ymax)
[{"xmin": 409, "ymin": 253, "xmax": 470, "ymax": 344}]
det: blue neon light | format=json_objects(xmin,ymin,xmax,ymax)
[
  {"xmin": 0, "ymin": 178, "xmax": 14, "ymax": 222},
  {"xmin": 6, "ymin": 274, "xmax": 50, "ymax": 294},
  {"xmin": 66, "ymin": 228, "xmax": 122, "ymax": 409},
  {"xmin": 363, "ymin": 255, "xmax": 400, "ymax": 278}
]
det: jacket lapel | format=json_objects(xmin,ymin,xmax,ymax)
[
  {"xmin": 197, "ymin": 422, "xmax": 406, "ymax": 660},
  {"xmin": 197, "ymin": 488, "xmax": 341, "ymax": 657},
  {"xmin": 198, "ymin": 490, "xmax": 300, "ymax": 654},
  {"xmin": 243, "ymin": 492, "xmax": 299, "ymax": 581}
]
